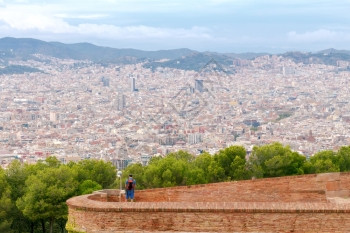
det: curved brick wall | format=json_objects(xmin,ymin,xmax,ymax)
[{"xmin": 66, "ymin": 172, "xmax": 350, "ymax": 233}]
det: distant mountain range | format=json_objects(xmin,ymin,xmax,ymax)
[
  {"xmin": 0, "ymin": 37, "xmax": 195, "ymax": 63},
  {"xmin": 1, "ymin": 37, "xmax": 350, "ymax": 73},
  {"xmin": 281, "ymin": 49, "xmax": 350, "ymax": 66}
]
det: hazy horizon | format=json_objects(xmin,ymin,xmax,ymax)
[
  {"xmin": 0, "ymin": 0, "xmax": 350, "ymax": 53},
  {"xmin": 1, "ymin": 36, "xmax": 347, "ymax": 55}
]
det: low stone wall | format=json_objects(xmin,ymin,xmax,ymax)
[{"xmin": 66, "ymin": 172, "xmax": 350, "ymax": 233}]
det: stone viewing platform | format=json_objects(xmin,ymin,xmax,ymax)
[{"xmin": 66, "ymin": 172, "xmax": 350, "ymax": 233}]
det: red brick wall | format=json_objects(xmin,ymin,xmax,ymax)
[
  {"xmin": 135, "ymin": 175, "xmax": 326, "ymax": 203},
  {"xmin": 67, "ymin": 206, "xmax": 350, "ymax": 233},
  {"xmin": 66, "ymin": 172, "xmax": 350, "ymax": 233}
]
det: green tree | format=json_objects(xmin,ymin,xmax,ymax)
[
  {"xmin": 17, "ymin": 165, "xmax": 78, "ymax": 233},
  {"xmin": 5, "ymin": 160, "xmax": 34, "ymax": 233},
  {"xmin": 309, "ymin": 150, "xmax": 339, "ymax": 173},
  {"xmin": 6, "ymin": 160, "xmax": 27, "ymax": 201},
  {"xmin": 214, "ymin": 146, "xmax": 246, "ymax": 179},
  {"xmin": 264, "ymin": 152, "xmax": 305, "ymax": 177},
  {"xmin": 162, "ymin": 169, "xmax": 175, "ymax": 187},
  {"xmin": 72, "ymin": 159, "xmax": 116, "ymax": 188},
  {"xmin": 248, "ymin": 142, "xmax": 305, "ymax": 177},
  {"xmin": 301, "ymin": 160, "xmax": 313, "ymax": 174},
  {"xmin": 337, "ymin": 146, "xmax": 350, "ymax": 172},
  {"xmin": 167, "ymin": 150, "xmax": 195, "ymax": 162},
  {"xmin": 143, "ymin": 154, "xmax": 190, "ymax": 188},
  {"xmin": 192, "ymin": 152, "xmax": 214, "ymax": 183},
  {"xmin": 230, "ymin": 156, "xmax": 251, "ymax": 180},
  {"xmin": 0, "ymin": 167, "xmax": 13, "ymax": 233},
  {"xmin": 143, "ymin": 163, "xmax": 162, "ymax": 188},
  {"xmin": 44, "ymin": 156, "xmax": 61, "ymax": 168},
  {"xmin": 312, "ymin": 159, "xmax": 339, "ymax": 173},
  {"xmin": 186, "ymin": 167, "xmax": 207, "ymax": 185},
  {"xmin": 249, "ymin": 164, "xmax": 264, "ymax": 178},
  {"xmin": 207, "ymin": 159, "xmax": 225, "ymax": 182},
  {"xmin": 78, "ymin": 180, "xmax": 102, "ymax": 195}
]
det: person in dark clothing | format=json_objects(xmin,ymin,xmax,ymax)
[{"xmin": 125, "ymin": 174, "xmax": 136, "ymax": 202}]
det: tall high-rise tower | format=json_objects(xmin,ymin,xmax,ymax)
[
  {"xmin": 117, "ymin": 93, "xmax": 126, "ymax": 110},
  {"xmin": 131, "ymin": 78, "xmax": 136, "ymax": 92},
  {"xmin": 195, "ymin": 79, "xmax": 204, "ymax": 92},
  {"xmin": 101, "ymin": 76, "xmax": 110, "ymax": 87}
]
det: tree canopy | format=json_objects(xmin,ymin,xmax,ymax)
[
  {"xmin": 2, "ymin": 143, "xmax": 350, "ymax": 232},
  {"xmin": 3, "ymin": 157, "xmax": 116, "ymax": 233},
  {"xmin": 0, "ymin": 167, "xmax": 13, "ymax": 233}
]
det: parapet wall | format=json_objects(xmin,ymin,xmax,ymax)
[{"xmin": 66, "ymin": 172, "xmax": 350, "ymax": 233}]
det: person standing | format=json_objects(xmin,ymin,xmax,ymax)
[{"xmin": 125, "ymin": 174, "xmax": 136, "ymax": 202}]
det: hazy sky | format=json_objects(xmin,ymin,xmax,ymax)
[{"xmin": 0, "ymin": 0, "xmax": 349, "ymax": 53}]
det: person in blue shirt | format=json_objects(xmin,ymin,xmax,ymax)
[{"xmin": 125, "ymin": 174, "xmax": 136, "ymax": 202}]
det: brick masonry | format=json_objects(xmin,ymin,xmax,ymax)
[{"xmin": 66, "ymin": 172, "xmax": 350, "ymax": 232}]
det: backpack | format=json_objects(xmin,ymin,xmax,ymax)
[{"xmin": 127, "ymin": 179, "xmax": 134, "ymax": 190}]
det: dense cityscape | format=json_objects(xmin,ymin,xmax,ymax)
[
  {"xmin": 2, "ymin": 0, "xmax": 350, "ymax": 232},
  {"xmin": 1, "ymin": 52, "xmax": 350, "ymax": 169}
]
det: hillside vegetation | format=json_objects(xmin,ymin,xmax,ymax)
[
  {"xmin": 1, "ymin": 142, "xmax": 350, "ymax": 232},
  {"xmin": 122, "ymin": 142, "xmax": 350, "ymax": 189}
]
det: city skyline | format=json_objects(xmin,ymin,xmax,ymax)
[
  {"xmin": 0, "ymin": 0, "xmax": 350, "ymax": 53},
  {"xmin": 1, "ymin": 51, "xmax": 350, "ymax": 168}
]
